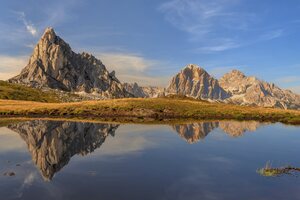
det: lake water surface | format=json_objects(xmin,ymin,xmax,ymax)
[{"xmin": 1, "ymin": 120, "xmax": 300, "ymax": 200}]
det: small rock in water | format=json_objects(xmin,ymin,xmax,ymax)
[
  {"xmin": 3, "ymin": 172, "xmax": 15, "ymax": 176},
  {"xmin": 16, "ymin": 164, "xmax": 21, "ymax": 167}
]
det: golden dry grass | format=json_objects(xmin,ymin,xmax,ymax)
[
  {"xmin": 0, "ymin": 98, "xmax": 300, "ymax": 124},
  {"xmin": 0, "ymin": 80, "xmax": 60, "ymax": 102}
]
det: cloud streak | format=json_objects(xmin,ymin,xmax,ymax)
[
  {"xmin": 159, "ymin": 0, "xmax": 285, "ymax": 53},
  {"xmin": 17, "ymin": 12, "xmax": 38, "ymax": 36},
  {"xmin": 98, "ymin": 53, "xmax": 150, "ymax": 73},
  {"xmin": 97, "ymin": 52, "xmax": 170, "ymax": 86}
]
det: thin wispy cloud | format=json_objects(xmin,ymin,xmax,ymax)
[
  {"xmin": 159, "ymin": 0, "xmax": 285, "ymax": 53},
  {"xmin": 41, "ymin": 0, "xmax": 79, "ymax": 28},
  {"xmin": 260, "ymin": 29, "xmax": 284, "ymax": 40},
  {"xmin": 8, "ymin": 1, "xmax": 79, "ymax": 41},
  {"xmin": 159, "ymin": 0, "xmax": 239, "ymax": 37},
  {"xmin": 159, "ymin": 0, "xmax": 248, "ymax": 52},
  {"xmin": 97, "ymin": 52, "xmax": 170, "ymax": 86},
  {"xmin": 17, "ymin": 12, "xmax": 38, "ymax": 36},
  {"xmin": 196, "ymin": 39, "xmax": 241, "ymax": 53},
  {"xmin": 98, "ymin": 53, "xmax": 150, "ymax": 73}
]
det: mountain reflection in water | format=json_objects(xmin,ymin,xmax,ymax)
[
  {"xmin": 7, "ymin": 121, "xmax": 119, "ymax": 180},
  {"xmin": 6, "ymin": 120, "xmax": 263, "ymax": 180},
  {"xmin": 173, "ymin": 121, "xmax": 262, "ymax": 143}
]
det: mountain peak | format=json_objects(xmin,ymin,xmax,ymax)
[
  {"xmin": 40, "ymin": 27, "xmax": 57, "ymax": 41},
  {"xmin": 229, "ymin": 69, "xmax": 246, "ymax": 78},
  {"xmin": 184, "ymin": 64, "xmax": 205, "ymax": 72},
  {"xmin": 166, "ymin": 64, "xmax": 229, "ymax": 100},
  {"xmin": 44, "ymin": 27, "xmax": 55, "ymax": 34},
  {"xmin": 220, "ymin": 69, "xmax": 246, "ymax": 83},
  {"xmin": 185, "ymin": 64, "xmax": 198, "ymax": 69},
  {"xmin": 9, "ymin": 27, "xmax": 132, "ymax": 99}
]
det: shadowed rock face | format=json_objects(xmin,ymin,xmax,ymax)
[
  {"xmin": 166, "ymin": 64, "xmax": 229, "ymax": 101},
  {"xmin": 9, "ymin": 27, "xmax": 131, "ymax": 99},
  {"xmin": 8, "ymin": 120, "xmax": 119, "ymax": 180},
  {"xmin": 172, "ymin": 121, "xmax": 263, "ymax": 143},
  {"xmin": 219, "ymin": 70, "xmax": 300, "ymax": 109}
]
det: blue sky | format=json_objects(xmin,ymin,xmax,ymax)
[{"xmin": 0, "ymin": 0, "xmax": 300, "ymax": 93}]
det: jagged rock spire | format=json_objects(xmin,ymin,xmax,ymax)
[{"xmin": 9, "ymin": 27, "xmax": 132, "ymax": 98}]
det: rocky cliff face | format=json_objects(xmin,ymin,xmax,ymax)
[
  {"xmin": 219, "ymin": 70, "xmax": 300, "ymax": 109},
  {"xmin": 166, "ymin": 65, "xmax": 300, "ymax": 109},
  {"xmin": 8, "ymin": 120, "xmax": 119, "ymax": 180},
  {"xmin": 9, "ymin": 27, "xmax": 132, "ymax": 99},
  {"xmin": 166, "ymin": 64, "xmax": 229, "ymax": 100},
  {"xmin": 123, "ymin": 82, "xmax": 165, "ymax": 98}
]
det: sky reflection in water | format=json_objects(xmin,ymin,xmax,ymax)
[{"xmin": 1, "ymin": 120, "xmax": 300, "ymax": 200}]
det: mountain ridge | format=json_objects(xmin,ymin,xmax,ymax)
[
  {"xmin": 219, "ymin": 69, "xmax": 300, "ymax": 109},
  {"xmin": 5, "ymin": 27, "xmax": 300, "ymax": 110}
]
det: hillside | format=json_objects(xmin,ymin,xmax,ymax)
[
  {"xmin": 0, "ymin": 97, "xmax": 299, "ymax": 124},
  {"xmin": 0, "ymin": 80, "xmax": 60, "ymax": 102}
]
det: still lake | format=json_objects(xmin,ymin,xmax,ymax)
[{"xmin": 1, "ymin": 120, "xmax": 300, "ymax": 200}]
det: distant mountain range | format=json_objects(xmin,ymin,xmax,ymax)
[
  {"xmin": 8, "ymin": 27, "xmax": 300, "ymax": 110},
  {"xmin": 166, "ymin": 64, "xmax": 300, "ymax": 109}
]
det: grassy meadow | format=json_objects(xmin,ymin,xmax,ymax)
[
  {"xmin": 0, "ymin": 80, "xmax": 60, "ymax": 102},
  {"xmin": 0, "ymin": 97, "xmax": 300, "ymax": 124}
]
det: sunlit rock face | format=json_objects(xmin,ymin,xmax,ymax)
[
  {"xmin": 123, "ymin": 82, "xmax": 165, "ymax": 98},
  {"xmin": 166, "ymin": 64, "xmax": 229, "ymax": 101},
  {"xmin": 9, "ymin": 27, "xmax": 131, "ymax": 99},
  {"xmin": 8, "ymin": 120, "xmax": 119, "ymax": 180},
  {"xmin": 172, "ymin": 121, "xmax": 263, "ymax": 143},
  {"xmin": 219, "ymin": 70, "xmax": 300, "ymax": 109}
]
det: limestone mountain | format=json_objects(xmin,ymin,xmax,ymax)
[
  {"xmin": 219, "ymin": 70, "xmax": 300, "ymax": 109},
  {"xmin": 123, "ymin": 82, "xmax": 165, "ymax": 98},
  {"xmin": 9, "ymin": 27, "xmax": 132, "ymax": 99},
  {"xmin": 166, "ymin": 64, "xmax": 229, "ymax": 100}
]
